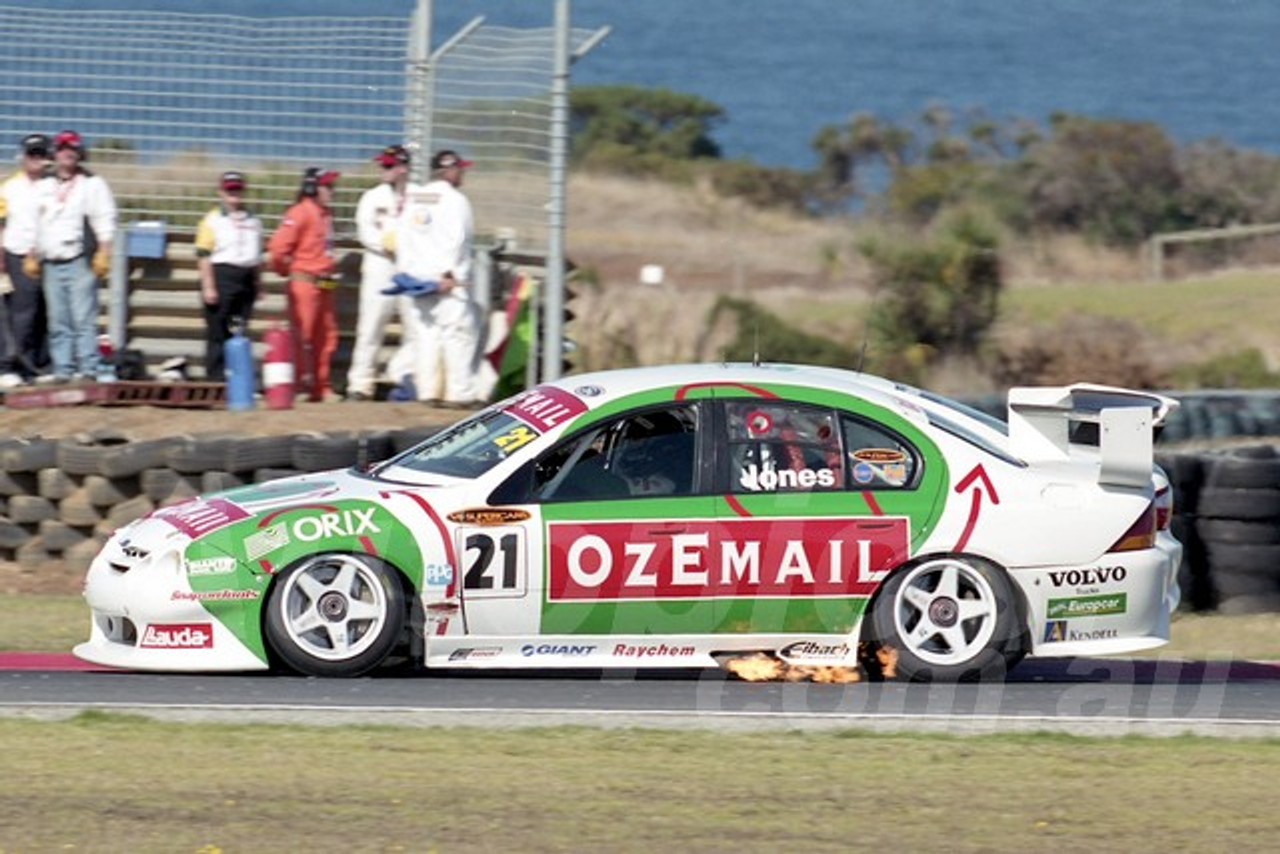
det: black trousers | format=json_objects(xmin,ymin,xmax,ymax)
[
  {"xmin": 2, "ymin": 250, "xmax": 49, "ymax": 379},
  {"xmin": 203, "ymin": 264, "xmax": 258, "ymax": 381}
]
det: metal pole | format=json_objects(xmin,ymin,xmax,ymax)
[
  {"xmin": 542, "ymin": 0, "xmax": 571, "ymax": 382},
  {"xmin": 405, "ymin": 0, "xmax": 431, "ymax": 183}
]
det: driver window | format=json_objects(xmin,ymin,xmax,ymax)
[{"xmin": 532, "ymin": 405, "xmax": 699, "ymax": 501}]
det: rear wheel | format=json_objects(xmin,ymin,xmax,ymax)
[
  {"xmin": 869, "ymin": 556, "xmax": 1024, "ymax": 682},
  {"xmin": 264, "ymin": 553, "xmax": 405, "ymax": 677}
]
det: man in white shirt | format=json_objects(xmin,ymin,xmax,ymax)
[
  {"xmin": 345, "ymin": 144, "xmax": 413, "ymax": 401},
  {"xmin": 35, "ymin": 130, "xmax": 116, "ymax": 382},
  {"xmin": 0, "ymin": 133, "xmax": 53, "ymax": 386},
  {"xmin": 194, "ymin": 171, "xmax": 263, "ymax": 381},
  {"xmin": 391, "ymin": 149, "xmax": 481, "ymax": 407}
]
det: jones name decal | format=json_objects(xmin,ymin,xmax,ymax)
[{"xmin": 547, "ymin": 517, "xmax": 908, "ymax": 601}]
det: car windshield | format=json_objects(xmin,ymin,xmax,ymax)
[{"xmin": 374, "ymin": 410, "xmax": 540, "ymax": 480}]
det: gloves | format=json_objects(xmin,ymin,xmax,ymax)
[
  {"xmin": 21, "ymin": 254, "xmax": 39, "ymax": 278},
  {"xmin": 0, "ymin": 272, "xmax": 11, "ymax": 296},
  {"xmin": 382, "ymin": 230, "xmax": 397, "ymax": 254},
  {"xmin": 91, "ymin": 249, "xmax": 111, "ymax": 279}
]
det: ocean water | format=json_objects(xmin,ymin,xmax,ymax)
[{"xmin": 31, "ymin": 0, "xmax": 1280, "ymax": 169}]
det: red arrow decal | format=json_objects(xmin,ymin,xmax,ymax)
[{"xmin": 952, "ymin": 464, "xmax": 999, "ymax": 552}]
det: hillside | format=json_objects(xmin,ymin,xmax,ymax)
[{"xmin": 564, "ymin": 172, "xmax": 1280, "ymax": 393}]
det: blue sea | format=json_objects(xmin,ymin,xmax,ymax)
[{"xmin": 31, "ymin": 0, "xmax": 1280, "ymax": 169}]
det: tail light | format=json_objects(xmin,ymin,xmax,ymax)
[
  {"xmin": 1108, "ymin": 501, "xmax": 1157, "ymax": 552},
  {"xmin": 1154, "ymin": 484, "xmax": 1173, "ymax": 531}
]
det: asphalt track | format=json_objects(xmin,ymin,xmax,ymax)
[{"xmin": 1, "ymin": 654, "xmax": 1278, "ymax": 737}]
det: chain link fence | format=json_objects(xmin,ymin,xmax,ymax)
[{"xmin": 0, "ymin": 3, "xmax": 597, "ymax": 255}]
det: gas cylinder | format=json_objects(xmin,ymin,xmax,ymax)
[
  {"xmin": 224, "ymin": 317, "xmax": 255, "ymax": 411},
  {"xmin": 263, "ymin": 324, "xmax": 295, "ymax": 410}
]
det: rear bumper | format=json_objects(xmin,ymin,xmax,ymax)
[{"xmin": 1019, "ymin": 534, "xmax": 1182, "ymax": 658}]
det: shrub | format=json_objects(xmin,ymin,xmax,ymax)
[{"xmin": 989, "ymin": 314, "xmax": 1167, "ymax": 389}]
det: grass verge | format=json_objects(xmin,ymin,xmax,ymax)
[{"xmin": 1, "ymin": 716, "xmax": 1278, "ymax": 853}]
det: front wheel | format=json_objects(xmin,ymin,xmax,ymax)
[
  {"xmin": 868, "ymin": 556, "xmax": 1025, "ymax": 682},
  {"xmin": 264, "ymin": 553, "xmax": 406, "ymax": 677}
]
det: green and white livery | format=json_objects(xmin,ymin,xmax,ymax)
[{"xmin": 76, "ymin": 363, "xmax": 1181, "ymax": 681}]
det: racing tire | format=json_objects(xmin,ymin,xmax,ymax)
[
  {"xmin": 264, "ymin": 553, "xmax": 406, "ymax": 678},
  {"xmin": 1196, "ymin": 487, "xmax": 1280, "ymax": 521},
  {"xmin": 1195, "ymin": 518, "xmax": 1280, "ymax": 545},
  {"xmin": 1201, "ymin": 445, "xmax": 1280, "ymax": 490},
  {"xmin": 867, "ymin": 556, "xmax": 1024, "ymax": 682}
]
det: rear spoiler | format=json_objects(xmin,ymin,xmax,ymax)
[{"xmin": 1007, "ymin": 384, "xmax": 1178, "ymax": 488}]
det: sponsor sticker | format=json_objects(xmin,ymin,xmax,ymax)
[
  {"xmin": 547, "ymin": 516, "xmax": 907, "ymax": 602},
  {"xmin": 186, "ymin": 556, "xmax": 237, "ymax": 577},
  {"xmin": 520, "ymin": 643, "xmax": 596, "ymax": 657},
  {"xmin": 140, "ymin": 623, "xmax": 214, "ymax": 649},
  {"xmin": 423, "ymin": 562, "xmax": 454, "ymax": 587},
  {"xmin": 777, "ymin": 640, "xmax": 853, "ymax": 662},
  {"xmin": 153, "ymin": 498, "xmax": 249, "ymax": 539},
  {"xmin": 448, "ymin": 647, "xmax": 503, "ymax": 661},
  {"xmin": 503, "ymin": 386, "xmax": 587, "ymax": 432},
  {"xmin": 245, "ymin": 523, "xmax": 290, "ymax": 562},
  {"xmin": 1047, "ymin": 593, "xmax": 1128, "ymax": 619},
  {"xmin": 612, "ymin": 642, "xmax": 697, "ymax": 658},
  {"xmin": 170, "ymin": 590, "xmax": 259, "ymax": 602},
  {"xmin": 1047, "ymin": 566, "xmax": 1128, "ymax": 588},
  {"xmin": 447, "ymin": 508, "xmax": 531, "ymax": 525},
  {"xmin": 1043, "ymin": 620, "xmax": 1068, "ymax": 643}
]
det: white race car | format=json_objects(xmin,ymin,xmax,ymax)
[{"xmin": 75, "ymin": 363, "xmax": 1181, "ymax": 681}]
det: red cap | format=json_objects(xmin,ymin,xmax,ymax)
[
  {"xmin": 317, "ymin": 170, "xmax": 340, "ymax": 187},
  {"xmin": 430, "ymin": 150, "xmax": 473, "ymax": 170},
  {"xmin": 373, "ymin": 144, "xmax": 410, "ymax": 168},
  {"xmin": 54, "ymin": 130, "xmax": 84, "ymax": 151},
  {"xmin": 220, "ymin": 170, "xmax": 246, "ymax": 191}
]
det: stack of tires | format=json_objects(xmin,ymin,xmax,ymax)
[
  {"xmin": 1194, "ymin": 445, "xmax": 1280, "ymax": 614},
  {"xmin": 1156, "ymin": 451, "xmax": 1211, "ymax": 611}
]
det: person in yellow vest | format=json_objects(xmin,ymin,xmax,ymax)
[{"xmin": 194, "ymin": 171, "xmax": 263, "ymax": 381}]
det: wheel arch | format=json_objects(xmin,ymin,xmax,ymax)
[
  {"xmin": 259, "ymin": 549, "xmax": 416, "ymax": 675},
  {"xmin": 857, "ymin": 550, "xmax": 1031, "ymax": 676}
]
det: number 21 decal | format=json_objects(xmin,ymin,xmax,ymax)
[{"xmin": 457, "ymin": 525, "xmax": 527, "ymax": 598}]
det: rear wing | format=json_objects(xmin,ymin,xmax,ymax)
[{"xmin": 1007, "ymin": 384, "xmax": 1178, "ymax": 488}]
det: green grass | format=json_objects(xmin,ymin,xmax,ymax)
[
  {"xmin": 0, "ymin": 594, "xmax": 89, "ymax": 652},
  {"xmin": 0, "ymin": 716, "xmax": 1277, "ymax": 853},
  {"xmin": 1001, "ymin": 270, "xmax": 1280, "ymax": 346}
]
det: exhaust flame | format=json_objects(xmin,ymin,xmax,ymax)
[
  {"xmin": 725, "ymin": 653, "xmax": 785, "ymax": 682},
  {"xmin": 723, "ymin": 644, "xmax": 899, "ymax": 683},
  {"xmin": 875, "ymin": 644, "xmax": 898, "ymax": 679}
]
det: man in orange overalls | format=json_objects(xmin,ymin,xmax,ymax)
[{"xmin": 268, "ymin": 167, "xmax": 340, "ymax": 402}]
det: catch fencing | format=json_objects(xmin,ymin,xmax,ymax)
[{"xmin": 0, "ymin": 2, "xmax": 600, "ymax": 254}]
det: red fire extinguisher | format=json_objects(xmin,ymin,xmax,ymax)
[{"xmin": 263, "ymin": 325, "xmax": 295, "ymax": 410}]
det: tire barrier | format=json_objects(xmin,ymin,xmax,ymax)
[
  {"xmin": 0, "ymin": 427, "xmax": 432, "ymax": 583},
  {"xmin": 1160, "ymin": 444, "xmax": 1280, "ymax": 615}
]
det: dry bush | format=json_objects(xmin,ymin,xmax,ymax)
[
  {"xmin": 988, "ymin": 314, "xmax": 1168, "ymax": 389},
  {"xmin": 570, "ymin": 282, "xmax": 721, "ymax": 371},
  {"xmin": 1000, "ymin": 232, "xmax": 1142, "ymax": 285}
]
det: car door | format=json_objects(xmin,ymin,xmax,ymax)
[
  {"xmin": 711, "ymin": 397, "xmax": 942, "ymax": 634},
  {"xmin": 487, "ymin": 401, "xmax": 720, "ymax": 638}
]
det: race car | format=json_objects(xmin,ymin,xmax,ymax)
[{"xmin": 74, "ymin": 363, "xmax": 1182, "ymax": 682}]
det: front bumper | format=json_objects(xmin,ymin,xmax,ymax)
[{"xmin": 74, "ymin": 538, "xmax": 269, "ymax": 673}]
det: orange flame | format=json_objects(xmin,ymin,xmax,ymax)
[
  {"xmin": 725, "ymin": 653, "xmax": 785, "ymax": 682},
  {"xmin": 723, "ymin": 644, "xmax": 899, "ymax": 683}
]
